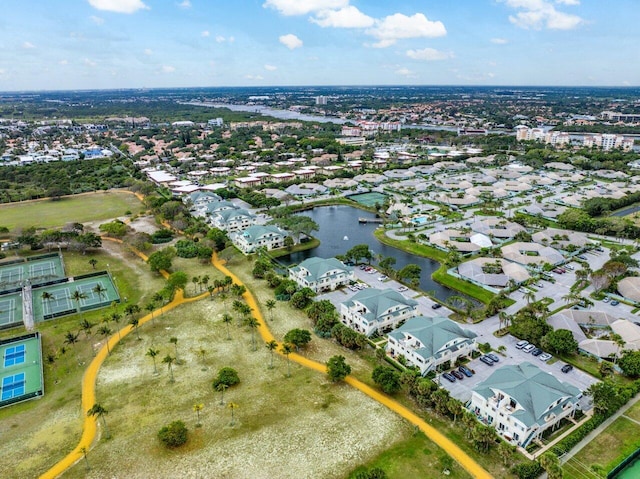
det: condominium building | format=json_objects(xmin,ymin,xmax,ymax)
[
  {"xmin": 289, "ymin": 257, "xmax": 354, "ymax": 293},
  {"xmin": 340, "ymin": 288, "xmax": 418, "ymax": 336}
]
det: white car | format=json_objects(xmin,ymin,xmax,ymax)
[
  {"xmin": 378, "ymin": 275, "xmax": 388, "ymax": 281},
  {"xmin": 515, "ymin": 340, "xmax": 529, "ymax": 349},
  {"xmin": 523, "ymin": 344, "xmax": 536, "ymax": 353},
  {"xmin": 398, "ymin": 286, "xmax": 408, "ymax": 292},
  {"xmin": 539, "ymin": 353, "xmax": 553, "ymax": 362}
]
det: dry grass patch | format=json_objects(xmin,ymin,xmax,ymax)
[{"xmin": 63, "ymin": 299, "xmax": 408, "ymax": 479}]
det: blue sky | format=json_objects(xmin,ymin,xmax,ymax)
[{"xmin": 0, "ymin": 0, "xmax": 637, "ymax": 91}]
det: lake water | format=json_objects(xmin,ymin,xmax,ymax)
[
  {"xmin": 611, "ymin": 204, "xmax": 640, "ymax": 217},
  {"xmin": 279, "ymin": 205, "xmax": 459, "ymax": 301}
]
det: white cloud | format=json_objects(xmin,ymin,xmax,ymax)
[
  {"xmin": 201, "ymin": 30, "xmax": 210, "ymax": 37},
  {"xmin": 264, "ymin": 64, "xmax": 277, "ymax": 71},
  {"xmin": 88, "ymin": 0, "xmax": 149, "ymax": 14},
  {"xmin": 90, "ymin": 15, "xmax": 105, "ymax": 25},
  {"xmin": 84, "ymin": 58, "xmax": 97, "ymax": 67},
  {"xmin": 22, "ymin": 41, "xmax": 35, "ymax": 49},
  {"xmin": 406, "ymin": 48, "xmax": 452, "ymax": 61},
  {"xmin": 395, "ymin": 67, "xmax": 416, "ymax": 78},
  {"xmin": 279, "ymin": 33, "xmax": 303, "ymax": 50},
  {"xmin": 177, "ymin": 0, "xmax": 191, "ymax": 8},
  {"xmin": 367, "ymin": 13, "xmax": 446, "ymax": 48},
  {"xmin": 500, "ymin": 0, "xmax": 583, "ymax": 30},
  {"xmin": 311, "ymin": 6, "xmax": 374, "ymax": 28},
  {"xmin": 161, "ymin": 65, "xmax": 176, "ymax": 73},
  {"xmin": 264, "ymin": 0, "xmax": 348, "ymax": 16},
  {"xmin": 59, "ymin": 59, "xmax": 69, "ymax": 65},
  {"xmin": 215, "ymin": 35, "xmax": 226, "ymax": 43},
  {"xmin": 143, "ymin": 48, "xmax": 153, "ymax": 55},
  {"xmin": 491, "ymin": 37, "xmax": 509, "ymax": 44},
  {"xmin": 245, "ymin": 74, "xmax": 264, "ymax": 80}
]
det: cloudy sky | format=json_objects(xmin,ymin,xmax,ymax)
[{"xmin": 0, "ymin": 0, "xmax": 637, "ymax": 91}]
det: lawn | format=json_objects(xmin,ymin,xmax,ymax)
[
  {"xmin": 563, "ymin": 401, "xmax": 640, "ymax": 478},
  {"xmin": 0, "ymin": 190, "xmax": 144, "ymax": 230}
]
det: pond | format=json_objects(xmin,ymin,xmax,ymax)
[
  {"xmin": 610, "ymin": 203, "xmax": 640, "ymax": 217},
  {"xmin": 278, "ymin": 205, "xmax": 460, "ymax": 301}
]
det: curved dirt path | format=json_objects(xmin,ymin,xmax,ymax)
[
  {"xmin": 210, "ymin": 253, "xmax": 494, "ymax": 479},
  {"xmin": 39, "ymin": 240, "xmax": 210, "ymax": 479}
]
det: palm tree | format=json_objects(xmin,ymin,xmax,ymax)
[
  {"xmin": 124, "ymin": 304, "xmax": 141, "ymax": 322},
  {"xmin": 79, "ymin": 446, "xmax": 90, "ymax": 471},
  {"xmin": 244, "ymin": 316, "xmax": 260, "ymax": 351},
  {"xmin": 152, "ymin": 292, "xmax": 165, "ymax": 313},
  {"xmin": 87, "ymin": 403, "xmax": 110, "ymax": 439},
  {"xmin": 71, "ymin": 290, "xmax": 88, "ymax": 317},
  {"xmin": 129, "ymin": 317, "xmax": 140, "ymax": 340},
  {"xmin": 110, "ymin": 312, "xmax": 122, "ymax": 339},
  {"xmin": 201, "ymin": 275, "xmax": 210, "ymax": 292},
  {"xmin": 266, "ymin": 340, "xmax": 278, "ymax": 369},
  {"xmin": 198, "ymin": 347, "xmax": 207, "ymax": 369},
  {"xmin": 79, "ymin": 319, "xmax": 94, "ymax": 339},
  {"xmin": 498, "ymin": 311, "xmax": 508, "ymax": 331},
  {"xmin": 145, "ymin": 302, "xmax": 156, "ymax": 325},
  {"xmin": 228, "ymin": 402, "xmax": 238, "ymax": 426},
  {"xmin": 88, "ymin": 258, "xmax": 98, "ymax": 270},
  {"xmin": 193, "ymin": 403, "xmax": 204, "ymax": 427},
  {"xmin": 41, "ymin": 291, "xmax": 54, "ymax": 316},
  {"xmin": 191, "ymin": 276, "xmax": 200, "ymax": 294},
  {"xmin": 207, "ymin": 285, "xmax": 215, "ymax": 299},
  {"xmin": 169, "ymin": 337, "xmax": 179, "ymax": 363},
  {"xmin": 523, "ymin": 290, "xmax": 536, "ymax": 305},
  {"xmin": 612, "ymin": 333, "xmax": 626, "ymax": 364},
  {"xmin": 281, "ymin": 343, "xmax": 294, "ymax": 378},
  {"xmin": 216, "ymin": 383, "xmax": 228, "ymax": 405},
  {"xmin": 146, "ymin": 347, "xmax": 160, "ymax": 374},
  {"xmin": 163, "ymin": 354, "xmax": 176, "ymax": 382},
  {"xmin": 265, "ymin": 299, "xmax": 276, "ymax": 321},
  {"xmin": 64, "ymin": 330, "xmax": 80, "ymax": 348},
  {"xmin": 98, "ymin": 325, "xmax": 112, "ymax": 354},
  {"xmin": 92, "ymin": 283, "xmax": 107, "ymax": 302},
  {"xmin": 222, "ymin": 313, "xmax": 233, "ymax": 340}
]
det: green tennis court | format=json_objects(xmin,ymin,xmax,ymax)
[
  {"xmin": 0, "ymin": 332, "xmax": 43, "ymax": 408},
  {"xmin": 33, "ymin": 273, "xmax": 120, "ymax": 322},
  {"xmin": 0, "ymin": 254, "xmax": 65, "ymax": 293},
  {"xmin": 347, "ymin": 192, "xmax": 388, "ymax": 207},
  {"xmin": 0, "ymin": 293, "xmax": 23, "ymax": 329}
]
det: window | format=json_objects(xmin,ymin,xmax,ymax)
[
  {"xmin": 4, "ymin": 345, "xmax": 26, "ymax": 367},
  {"xmin": 1, "ymin": 373, "xmax": 26, "ymax": 401}
]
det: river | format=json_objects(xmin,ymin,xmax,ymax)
[{"xmin": 278, "ymin": 205, "xmax": 459, "ymax": 301}]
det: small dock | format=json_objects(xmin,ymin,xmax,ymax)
[{"xmin": 359, "ymin": 217, "xmax": 383, "ymax": 224}]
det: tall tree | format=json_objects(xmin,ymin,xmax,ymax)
[
  {"xmin": 169, "ymin": 337, "xmax": 179, "ymax": 362},
  {"xmin": 87, "ymin": 403, "xmax": 110, "ymax": 439},
  {"xmin": 222, "ymin": 313, "xmax": 233, "ymax": 340},
  {"xmin": 265, "ymin": 299, "xmax": 276, "ymax": 321},
  {"xmin": 163, "ymin": 354, "xmax": 176, "ymax": 382},
  {"xmin": 280, "ymin": 343, "xmax": 294, "ymax": 378},
  {"xmin": 146, "ymin": 347, "xmax": 160, "ymax": 374},
  {"xmin": 244, "ymin": 316, "xmax": 260, "ymax": 351},
  {"xmin": 266, "ymin": 340, "xmax": 278, "ymax": 369},
  {"xmin": 98, "ymin": 325, "xmax": 112, "ymax": 354}
]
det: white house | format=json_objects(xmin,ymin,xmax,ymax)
[
  {"xmin": 340, "ymin": 288, "xmax": 418, "ymax": 337},
  {"xmin": 386, "ymin": 316, "xmax": 477, "ymax": 375},
  {"xmin": 468, "ymin": 362, "xmax": 582, "ymax": 448},
  {"xmin": 232, "ymin": 225, "xmax": 288, "ymax": 254},
  {"xmin": 289, "ymin": 257, "xmax": 354, "ymax": 293},
  {"xmin": 210, "ymin": 208, "xmax": 256, "ymax": 233}
]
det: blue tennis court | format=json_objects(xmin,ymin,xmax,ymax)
[
  {"xmin": 2, "ymin": 373, "xmax": 25, "ymax": 401},
  {"xmin": 4, "ymin": 344, "xmax": 25, "ymax": 367}
]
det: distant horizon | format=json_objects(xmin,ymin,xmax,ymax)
[
  {"xmin": 1, "ymin": 84, "xmax": 639, "ymax": 96},
  {"xmin": 1, "ymin": 1, "xmax": 637, "ymax": 91}
]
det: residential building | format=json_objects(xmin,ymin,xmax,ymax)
[
  {"xmin": 340, "ymin": 288, "xmax": 418, "ymax": 336},
  {"xmin": 232, "ymin": 225, "xmax": 288, "ymax": 254},
  {"xmin": 515, "ymin": 126, "xmax": 545, "ymax": 141},
  {"xmin": 544, "ymin": 131, "xmax": 570, "ymax": 147},
  {"xmin": 468, "ymin": 362, "xmax": 581, "ymax": 447},
  {"xmin": 289, "ymin": 257, "xmax": 354, "ymax": 293},
  {"xmin": 386, "ymin": 316, "xmax": 477, "ymax": 375},
  {"xmin": 583, "ymin": 134, "xmax": 633, "ymax": 151},
  {"xmin": 234, "ymin": 176, "xmax": 262, "ymax": 188},
  {"xmin": 210, "ymin": 208, "xmax": 256, "ymax": 232}
]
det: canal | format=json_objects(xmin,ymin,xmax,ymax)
[{"xmin": 278, "ymin": 205, "xmax": 459, "ymax": 301}]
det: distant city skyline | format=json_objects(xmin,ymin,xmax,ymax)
[{"xmin": 0, "ymin": 0, "xmax": 638, "ymax": 91}]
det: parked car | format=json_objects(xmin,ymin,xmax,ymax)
[
  {"xmin": 603, "ymin": 297, "xmax": 610, "ymax": 303},
  {"xmin": 595, "ymin": 247, "xmax": 604, "ymax": 252},
  {"xmin": 378, "ymin": 275, "xmax": 388, "ymax": 281},
  {"xmin": 487, "ymin": 353, "xmax": 500, "ymax": 363},
  {"xmin": 611, "ymin": 300, "xmax": 620, "ymax": 306},
  {"xmin": 431, "ymin": 303, "xmax": 442, "ymax": 309},
  {"xmin": 516, "ymin": 340, "xmax": 529, "ymax": 349},
  {"xmin": 398, "ymin": 286, "xmax": 408, "ymax": 292},
  {"xmin": 539, "ymin": 353, "xmax": 553, "ymax": 362},
  {"xmin": 442, "ymin": 372, "xmax": 456, "ymax": 382},
  {"xmin": 531, "ymin": 348, "xmax": 543, "ymax": 356},
  {"xmin": 523, "ymin": 344, "xmax": 536, "ymax": 353},
  {"xmin": 458, "ymin": 365, "xmax": 473, "ymax": 377},
  {"xmin": 479, "ymin": 356, "xmax": 495, "ymax": 366},
  {"xmin": 451, "ymin": 370, "xmax": 464, "ymax": 380},
  {"xmin": 561, "ymin": 364, "xmax": 574, "ymax": 373}
]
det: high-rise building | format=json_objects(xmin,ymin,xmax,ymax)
[{"xmin": 315, "ymin": 96, "xmax": 328, "ymax": 106}]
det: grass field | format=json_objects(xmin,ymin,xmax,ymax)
[
  {"xmin": 0, "ymin": 191, "xmax": 144, "ymax": 230},
  {"xmin": 563, "ymin": 400, "xmax": 640, "ymax": 478}
]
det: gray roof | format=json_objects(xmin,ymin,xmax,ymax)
[
  {"xmin": 240, "ymin": 225, "xmax": 287, "ymax": 242},
  {"xmin": 216, "ymin": 208, "xmax": 254, "ymax": 222},
  {"xmin": 292, "ymin": 257, "xmax": 352, "ymax": 282},
  {"xmin": 344, "ymin": 288, "xmax": 417, "ymax": 322},
  {"xmin": 388, "ymin": 316, "xmax": 476, "ymax": 358},
  {"xmin": 473, "ymin": 362, "xmax": 581, "ymax": 427}
]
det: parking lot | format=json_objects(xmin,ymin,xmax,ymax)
[{"xmin": 441, "ymin": 333, "xmax": 599, "ymax": 406}]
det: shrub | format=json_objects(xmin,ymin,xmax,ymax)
[
  {"xmin": 511, "ymin": 461, "xmax": 543, "ymax": 479},
  {"xmin": 158, "ymin": 420, "xmax": 188, "ymax": 448},
  {"xmin": 212, "ymin": 367, "xmax": 240, "ymax": 389}
]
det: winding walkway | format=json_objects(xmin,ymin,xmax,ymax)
[
  {"xmin": 211, "ymin": 253, "xmax": 494, "ymax": 479},
  {"xmin": 40, "ymin": 245, "xmax": 492, "ymax": 479}
]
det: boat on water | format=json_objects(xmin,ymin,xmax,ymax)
[{"xmin": 343, "ymin": 236, "xmax": 349, "ymax": 240}]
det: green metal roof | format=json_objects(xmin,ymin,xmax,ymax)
[{"xmin": 291, "ymin": 257, "xmax": 352, "ymax": 282}]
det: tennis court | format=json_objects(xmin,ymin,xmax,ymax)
[
  {"xmin": 33, "ymin": 273, "xmax": 119, "ymax": 322},
  {"xmin": 0, "ymin": 293, "xmax": 23, "ymax": 329},
  {"xmin": 0, "ymin": 332, "xmax": 43, "ymax": 408},
  {"xmin": 347, "ymin": 192, "xmax": 388, "ymax": 207},
  {"xmin": 0, "ymin": 254, "xmax": 65, "ymax": 293}
]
